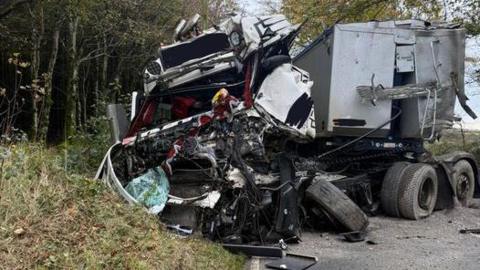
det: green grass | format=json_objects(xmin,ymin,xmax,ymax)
[{"xmin": 0, "ymin": 144, "xmax": 244, "ymax": 269}]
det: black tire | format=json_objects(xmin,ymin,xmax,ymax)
[
  {"xmin": 306, "ymin": 178, "xmax": 369, "ymax": 232},
  {"xmin": 398, "ymin": 163, "xmax": 438, "ymax": 220},
  {"xmin": 381, "ymin": 162, "xmax": 410, "ymax": 217},
  {"xmin": 453, "ymin": 160, "xmax": 475, "ymax": 207}
]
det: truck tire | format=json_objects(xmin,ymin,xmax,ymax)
[
  {"xmin": 398, "ymin": 163, "xmax": 438, "ymax": 220},
  {"xmin": 453, "ymin": 160, "xmax": 475, "ymax": 207},
  {"xmin": 306, "ymin": 178, "xmax": 369, "ymax": 232},
  {"xmin": 381, "ymin": 162, "xmax": 410, "ymax": 217}
]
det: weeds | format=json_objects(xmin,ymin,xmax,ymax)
[
  {"xmin": 61, "ymin": 115, "xmax": 111, "ymax": 176},
  {"xmin": 427, "ymin": 129, "xmax": 480, "ymax": 161}
]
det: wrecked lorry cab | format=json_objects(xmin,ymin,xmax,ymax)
[{"xmin": 96, "ymin": 15, "xmax": 479, "ymax": 244}]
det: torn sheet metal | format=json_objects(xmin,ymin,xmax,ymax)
[
  {"xmin": 167, "ymin": 191, "xmax": 221, "ymax": 209},
  {"xmin": 220, "ymin": 14, "xmax": 300, "ymax": 61},
  {"xmin": 227, "ymin": 168, "xmax": 246, "ymax": 188},
  {"xmin": 453, "ymin": 72, "xmax": 478, "ymax": 119},
  {"xmin": 228, "ymin": 168, "xmax": 280, "ymax": 187},
  {"xmin": 256, "ymin": 64, "xmax": 315, "ymax": 138},
  {"xmin": 255, "ymin": 173, "xmax": 279, "ymax": 185}
]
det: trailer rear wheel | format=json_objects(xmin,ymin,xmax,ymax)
[
  {"xmin": 398, "ymin": 163, "xmax": 438, "ymax": 220},
  {"xmin": 306, "ymin": 177, "xmax": 369, "ymax": 232},
  {"xmin": 381, "ymin": 162, "xmax": 410, "ymax": 217},
  {"xmin": 453, "ymin": 160, "xmax": 475, "ymax": 207}
]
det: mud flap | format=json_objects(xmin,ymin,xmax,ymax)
[
  {"xmin": 434, "ymin": 166, "xmax": 455, "ymax": 210},
  {"xmin": 275, "ymin": 155, "xmax": 300, "ymax": 237},
  {"xmin": 436, "ymin": 151, "xmax": 480, "ymax": 198}
]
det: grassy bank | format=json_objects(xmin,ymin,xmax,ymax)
[{"xmin": 0, "ymin": 144, "xmax": 244, "ymax": 269}]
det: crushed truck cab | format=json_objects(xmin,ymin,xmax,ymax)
[{"xmin": 97, "ymin": 15, "xmax": 478, "ymax": 245}]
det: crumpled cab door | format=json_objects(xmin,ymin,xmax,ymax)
[{"xmin": 255, "ymin": 63, "xmax": 316, "ymax": 138}]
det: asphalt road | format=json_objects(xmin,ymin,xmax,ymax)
[{"xmin": 248, "ymin": 200, "xmax": 480, "ymax": 270}]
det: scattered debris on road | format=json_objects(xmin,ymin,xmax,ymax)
[
  {"xmin": 459, "ymin": 228, "xmax": 480, "ymax": 234},
  {"xmin": 222, "ymin": 244, "xmax": 283, "ymax": 258},
  {"xmin": 265, "ymin": 253, "xmax": 317, "ymax": 270},
  {"xmin": 341, "ymin": 231, "xmax": 367, "ymax": 243}
]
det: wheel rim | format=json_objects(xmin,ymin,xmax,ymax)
[
  {"xmin": 456, "ymin": 173, "xmax": 470, "ymax": 201},
  {"xmin": 418, "ymin": 177, "xmax": 434, "ymax": 210}
]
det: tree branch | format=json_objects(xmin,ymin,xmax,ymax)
[{"xmin": 0, "ymin": 0, "xmax": 32, "ymax": 19}]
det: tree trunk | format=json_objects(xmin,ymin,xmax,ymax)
[
  {"xmin": 41, "ymin": 28, "xmax": 59, "ymax": 141},
  {"xmin": 93, "ymin": 42, "xmax": 101, "ymax": 117},
  {"xmin": 82, "ymin": 88, "xmax": 87, "ymax": 127},
  {"xmin": 100, "ymin": 35, "xmax": 108, "ymax": 97},
  {"xmin": 112, "ymin": 58, "xmax": 124, "ymax": 102},
  {"xmin": 30, "ymin": 4, "xmax": 44, "ymax": 140},
  {"xmin": 64, "ymin": 16, "xmax": 79, "ymax": 139},
  {"xmin": 0, "ymin": 0, "xmax": 31, "ymax": 19},
  {"xmin": 81, "ymin": 63, "xmax": 89, "ymax": 127},
  {"xmin": 71, "ymin": 61, "xmax": 79, "ymax": 133}
]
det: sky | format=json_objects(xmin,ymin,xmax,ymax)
[{"xmin": 237, "ymin": 0, "xmax": 278, "ymax": 15}]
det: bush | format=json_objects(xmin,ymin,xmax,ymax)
[
  {"xmin": 61, "ymin": 115, "xmax": 112, "ymax": 176},
  {"xmin": 427, "ymin": 129, "xmax": 480, "ymax": 162}
]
